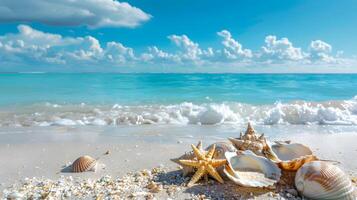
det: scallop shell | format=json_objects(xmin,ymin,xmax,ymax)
[
  {"xmin": 72, "ymin": 155, "xmax": 97, "ymax": 173},
  {"xmin": 295, "ymin": 161, "xmax": 356, "ymax": 200},
  {"xmin": 223, "ymin": 151, "xmax": 281, "ymax": 187},
  {"xmin": 264, "ymin": 142, "xmax": 317, "ymax": 171}
]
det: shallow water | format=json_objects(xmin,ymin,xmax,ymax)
[{"xmin": 1, "ymin": 73, "xmax": 357, "ymax": 127}]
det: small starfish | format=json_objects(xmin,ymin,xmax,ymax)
[
  {"xmin": 179, "ymin": 144, "xmax": 226, "ymax": 187},
  {"xmin": 171, "ymin": 141, "xmax": 204, "ymax": 177}
]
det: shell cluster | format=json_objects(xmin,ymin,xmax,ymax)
[{"xmin": 173, "ymin": 122, "xmax": 356, "ymax": 200}]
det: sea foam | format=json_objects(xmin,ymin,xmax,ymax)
[{"xmin": 1, "ymin": 97, "xmax": 357, "ymax": 127}]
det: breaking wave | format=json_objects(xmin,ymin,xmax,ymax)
[{"xmin": 1, "ymin": 97, "xmax": 357, "ymax": 127}]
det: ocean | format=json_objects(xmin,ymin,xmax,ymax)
[{"xmin": 1, "ymin": 73, "xmax": 357, "ymax": 127}]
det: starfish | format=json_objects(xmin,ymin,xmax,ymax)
[
  {"xmin": 171, "ymin": 141, "xmax": 204, "ymax": 177},
  {"xmin": 179, "ymin": 143, "xmax": 226, "ymax": 187}
]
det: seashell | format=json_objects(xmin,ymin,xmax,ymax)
[
  {"xmin": 263, "ymin": 142, "xmax": 317, "ymax": 171},
  {"xmin": 72, "ymin": 155, "xmax": 97, "ymax": 173},
  {"xmin": 223, "ymin": 151, "xmax": 281, "ymax": 187},
  {"xmin": 228, "ymin": 123, "xmax": 268, "ymax": 156},
  {"xmin": 295, "ymin": 161, "xmax": 356, "ymax": 200},
  {"xmin": 206, "ymin": 141, "xmax": 236, "ymax": 159}
]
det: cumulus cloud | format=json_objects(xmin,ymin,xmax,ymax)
[
  {"xmin": 0, "ymin": 25, "xmax": 350, "ymax": 71},
  {"xmin": 0, "ymin": 25, "xmax": 136, "ymax": 66},
  {"xmin": 0, "ymin": 0, "xmax": 151, "ymax": 28},
  {"xmin": 167, "ymin": 35, "xmax": 214, "ymax": 62},
  {"xmin": 260, "ymin": 35, "xmax": 305, "ymax": 62},
  {"xmin": 141, "ymin": 46, "xmax": 180, "ymax": 64},
  {"xmin": 309, "ymin": 40, "xmax": 335, "ymax": 63},
  {"xmin": 217, "ymin": 30, "xmax": 252, "ymax": 59}
]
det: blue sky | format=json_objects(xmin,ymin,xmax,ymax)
[{"xmin": 0, "ymin": 0, "xmax": 357, "ymax": 72}]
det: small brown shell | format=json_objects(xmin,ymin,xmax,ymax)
[{"xmin": 72, "ymin": 155, "xmax": 97, "ymax": 173}]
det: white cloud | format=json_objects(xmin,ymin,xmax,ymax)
[
  {"xmin": 0, "ymin": 25, "xmax": 136, "ymax": 66},
  {"xmin": 217, "ymin": 30, "xmax": 252, "ymax": 59},
  {"xmin": 260, "ymin": 35, "xmax": 305, "ymax": 62},
  {"xmin": 0, "ymin": 0, "xmax": 151, "ymax": 28},
  {"xmin": 309, "ymin": 40, "xmax": 335, "ymax": 63},
  {"xmin": 0, "ymin": 25, "xmax": 352, "ymax": 71},
  {"xmin": 104, "ymin": 42, "xmax": 135, "ymax": 63},
  {"xmin": 141, "ymin": 46, "xmax": 180, "ymax": 63},
  {"xmin": 168, "ymin": 34, "xmax": 214, "ymax": 62}
]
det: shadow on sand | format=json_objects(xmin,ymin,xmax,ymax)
[{"xmin": 154, "ymin": 170, "xmax": 274, "ymax": 199}]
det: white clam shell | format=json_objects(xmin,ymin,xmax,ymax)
[
  {"xmin": 271, "ymin": 142, "xmax": 312, "ymax": 161},
  {"xmin": 266, "ymin": 142, "xmax": 317, "ymax": 171},
  {"xmin": 224, "ymin": 151, "xmax": 281, "ymax": 187},
  {"xmin": 295, "ymin": 161, "xmax": 356, "ymax": 200}
]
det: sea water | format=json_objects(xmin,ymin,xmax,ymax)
[{"xmin": 1, "ymin": 73, "xmax": 357, "ymax": 127}]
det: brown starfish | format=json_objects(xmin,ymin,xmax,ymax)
[{"xmin": 179, "ymin": 144, "xmax": 226, "ymax": 187}]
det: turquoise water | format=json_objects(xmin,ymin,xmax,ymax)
[
  {"xmin": 1, "ymin": 73, "xmax": 357, "ymax": 106},
  {"xmin": 1, "ymin": 73, "xmax": 357, "ymax": 126}
]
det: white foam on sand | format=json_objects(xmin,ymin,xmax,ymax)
[{"xmin": 1, "ymin": 96, "xmax": 357, "ymax": 127}]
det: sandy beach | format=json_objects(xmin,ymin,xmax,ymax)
[{"xmin": 1, "ymin": 125, "xmax": 356, "ymax": 199}]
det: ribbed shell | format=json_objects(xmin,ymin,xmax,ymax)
[
  {"xmin": 224, "ymin": 151, "xmax": 281, "ymax": 188},
  {"xmin": 295, "ymin": 161, "xmax": 356, "ymax": 200},
  {"xmin": 72, "ymin": 155, "xmax": 97, "ymax": 173}
]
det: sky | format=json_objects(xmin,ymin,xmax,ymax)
[{"xmin": 0, "ymin": 0, "xmax": 357, "ymax": 73}]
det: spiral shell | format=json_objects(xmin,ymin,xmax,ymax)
[
  {"xmin": 295, "ymin": 161, "xmax": 356, "ymax": 200},
  {"xmin": 228, "ymin": 123, "xmax": 267, "ymax": 156},
  {"xmin": 72, "ymin": 155, "xmax": 97, "ymax": 173}
]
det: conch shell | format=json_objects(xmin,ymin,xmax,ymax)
[
  {"xmin": 228, "ymin": 123, "xmax": 267, "ymax": 156},
  {"xmin": 295, "ymin": 161, "xmax": 356, "ymax": 200},
  {"xmin": 71, "ymin": 155, "xmax": 97, "ymax": 173},
  {"xmin": 224, "ymin": 151, "xmax": 281, "ymax": 188},
  {"xmin": 263, "ymin": 142, "xmax": 317, "ymax": 171}
]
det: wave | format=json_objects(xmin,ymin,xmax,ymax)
[{"xmin": 1, "ymin": 97, "xmax": 357, "ymax": 127}]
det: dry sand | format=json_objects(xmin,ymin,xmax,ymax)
[{"xmin": 0, "ymin": 125, "xmax": 357, "ymax": 199}]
